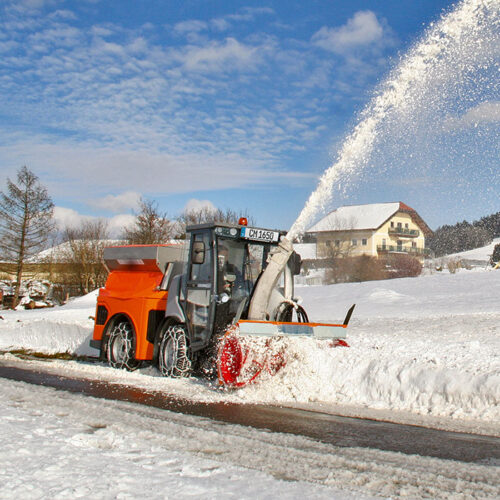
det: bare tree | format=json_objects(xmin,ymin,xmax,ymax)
[
  {"xmin": 177, "ymin": 206, "xmax": 255, "ymax": 238},
  {"xmin": 0, "ymin": 166, "xmax": 54, "ymax": 304},
  {"xmin": 62, "ymin": 219, "xmax": 110, "ymax": 295},
  {"xmin": 122, "ymin": 198, "xmax": 174, "ymax": 244}
]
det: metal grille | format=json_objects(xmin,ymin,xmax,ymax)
[{"xmin": 96, "ymin": 305, "xmax": 108, "ymax": 325}]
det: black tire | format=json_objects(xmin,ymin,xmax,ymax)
[
  {"xmin": 158, "ymin": 324, "xmax": 192, "ymax": 378},
  {"xmin": 106, "ymin": 320, "xmax": 138, "ymax": 371}
]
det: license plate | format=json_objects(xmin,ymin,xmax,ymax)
[{"xmin": 240, "ymin": 227, "xmax": 280, "ymax": 243}]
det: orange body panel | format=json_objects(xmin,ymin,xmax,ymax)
[{"xmin": 93, "ymin": 270, "xmax": 168, "ymax": 360}]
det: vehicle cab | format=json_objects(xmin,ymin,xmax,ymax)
[{"xmin": 181, "ymin": 221, "xmax": 300, "ymax": 353}]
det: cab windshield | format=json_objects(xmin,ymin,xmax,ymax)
[{"xmin": 216, "ymin": 237, "xmax": 272, "ymax": 301}]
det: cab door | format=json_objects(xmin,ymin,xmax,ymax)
[{"xmin": 183, "ymin": 230, "xmax": 216, "ymax": 350}]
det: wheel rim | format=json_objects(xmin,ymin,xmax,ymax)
[
  {"xmin": 163, "ymin": 336, "xmax": 176, "ymax": 371},
  {"xmin": 111, "ymin": 334, "xmax": 127, "ymax": 363}
]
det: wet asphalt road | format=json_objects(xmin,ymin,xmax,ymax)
[{"xmin": 0, "ymin": 362, "xmax": 499, "ymax": 464}]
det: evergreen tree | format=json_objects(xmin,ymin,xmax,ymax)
[
  {"xmin": 427, "ymin": 219, "xmax": 492, "ymax": 257},
  {"xmin": 476, "ymin": 212, "xmax": 500, "ymax": 238},
  {"xmin": 0, "ymin": 166, "xmax": 55, "ymax": 304}
]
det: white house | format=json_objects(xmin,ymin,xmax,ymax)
[{"xmin": 307, "ymin": 202, "xmax": 432, "ymax": 260}]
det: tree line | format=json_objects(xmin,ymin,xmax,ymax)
[
  {"xmin": 427, "ymin": 212, "xmax": 500, "ymax": 257},
  {"xmin": 0, "ymin": 166, "xmax": 252, "ymax": 304}
]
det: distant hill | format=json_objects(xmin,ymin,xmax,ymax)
[{"xmin": 445, "ymin": 238, "xmax": 500, "ymax": 262}]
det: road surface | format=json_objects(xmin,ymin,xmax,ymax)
[{"xmin": 0, "ymin": 361, "xmax": 498, "ymax": 464}]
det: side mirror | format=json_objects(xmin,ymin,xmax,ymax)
[
  {"xmin": 192, "ymin": 241, "xmax": 205, "ymax": 264},
  {"xmin": 290, "ymin": 251, "xmax": 302, "ymax": 275}
]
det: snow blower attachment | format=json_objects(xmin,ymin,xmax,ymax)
[{"xmin": 92, "ymin": 221, "xmax": 355, "ymax": 388}]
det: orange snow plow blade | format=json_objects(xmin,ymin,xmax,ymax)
[{"xmin": 217, "ymin": 305, "xmax": 355, "ymax": 388}]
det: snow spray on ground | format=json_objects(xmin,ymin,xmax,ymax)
[{"xmin": 287, "ymin": 0, "xmax": 500, "ymax": 240}]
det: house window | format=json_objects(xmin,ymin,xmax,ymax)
[
  {"xmin": 352, "ymin": 239, "xmax": 357, "ymax": 246},
  {"xmin": 362, "ymin": 238, "xmax": 367, "ymax": 246},
  {"xmin": 335, "ymin": 240, "xmax": 340, "ymax": 246},
  {"xmin": 405, "ymin": 223, "xmax": 409, "ymax": 229},
  {"xmin": 412, "ymin": 241, "xmax": 417, "ymax": 248},
  {"xmin": 397, "ymin": 240, "xmax": 403, "ymax": 251},
  {"xmin": 397, "ymin": 222, "xmax": 402, "ymax": 229},
  {"xmin": 326, "ymin": 240, "xmax": 331, "ymax": 248},
  {"xmin": 390, "ymin": 221, "xmax": 394, "ymax": 228}
]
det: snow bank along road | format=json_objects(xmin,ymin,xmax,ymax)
[{"xmin": 2, "ymin": 375, "xmax": 499, "ymax": 500}]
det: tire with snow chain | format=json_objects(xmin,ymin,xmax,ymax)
[
  {"xmin": 158, "ymin": 324, "xmax": 192, "ymax": 378},
  {"xmin": 106, "ymin": 320, "xmax": 138, "ymax": 371}
]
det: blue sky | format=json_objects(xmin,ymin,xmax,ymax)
[{"xmin": 0, "ymin": 0, "xmax": 498, "ymax": 235}]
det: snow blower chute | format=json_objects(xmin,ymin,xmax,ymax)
[{"xmin": 91, "ymin": 220, "xmax": 355, "ymax": 388}]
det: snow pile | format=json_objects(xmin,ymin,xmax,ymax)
[{"xmin": 0, "ymin": 292, "xmax": 97, "ymax": 356}]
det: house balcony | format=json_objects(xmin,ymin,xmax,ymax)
[
  {"xmin": 377, "ymin": 245, "xmax": 430, "ymax": 257},
  {"xmin": 388, "ymin": 228, "xmax": 420, "ymax": 237}
]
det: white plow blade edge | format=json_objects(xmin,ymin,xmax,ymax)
[{"xmin": 237, "ymin": 320, "xmax": 347, "ymax": 340}]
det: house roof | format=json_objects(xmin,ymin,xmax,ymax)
[
  {"xmin": 293, "ymin": 243, "xmax": 316, "ymax": 260},
  {"xmin": 307, "ymin": 202, "xmax": 432, "ymax": 235},
  {"xmin": 29, "ymin": 240, "xmax": 124, "ymax": 263}
]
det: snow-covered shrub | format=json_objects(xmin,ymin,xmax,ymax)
[
  {"xmin": 325, "ymin": 255, "xmax": 387, "ymax": 283},
  {"xmin": 386, "ymin": 254, "xmax": 422, "ymax": 278},
  {"xmin": 447, "ymin": 259, "xmax": 462, "ymax": 274}
]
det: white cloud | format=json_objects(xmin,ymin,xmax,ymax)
[
  {"xmin": 183, "ymin": 198, "xmax": 217, "ymax": 214},
  {"xmin": 90, "ymin": 25, "xmax": 114, "ymax": 37},
  {"xmin": 0, "ymin": 133, "xmax": 313, "ymax": 205},
  {"xmin": 53, "ymin": 206, "xmax": 135, "ymax": 237},
  {"xmin": 107, "ymin": 213, "xmax": 135, "ymax": 237},
  {"xmin": 209, "ymin": 7, "xmax": 275, "ymax": 32},
  {"xmin": 90, "ymin": 191, "xmax": 141, "ymax": 213},
  {"xmin": 16, "ymin": 0, "xmax": 52, "ymax": 10},
  {"xmin": 53, "ymin": 206, "xmax": 92, "ymax": 229},
  {"xmin": 210, "ymin": 18, "xmax": 230, "ymax": 32},
  {"xmin": 444, "ymin": 101, "xmax": 500, "ymax": 130},
  {"xmin": 312, "ymin": 11, "xmax": 386, "ymax": 53},
  {"xmin": 173, "ymin": 20, "xmax": 208, "ymax": 35},
  {"xmin": 181, "ymin": 38, "xmax": 260, "ymax": 72},
  {"xmin": 223, "ymin": 7, "xmax": 274, "ymax": 24}
]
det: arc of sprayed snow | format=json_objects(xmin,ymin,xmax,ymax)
[{"xmin": 287, "ymin": 0, "xmax": 498, "ymax": 241}]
